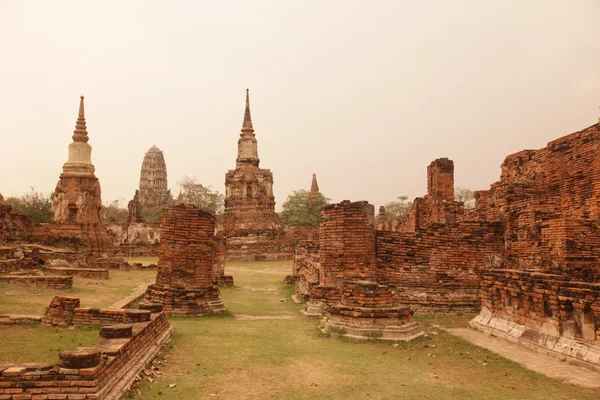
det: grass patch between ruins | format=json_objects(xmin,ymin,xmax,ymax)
[
  {"xmin": 132, "ymin": 260, "xmax": 599, "ymax": 400},
  {"xmin": 0, "ymin": 269, "xmax": 157, "ymax": 315},
  {"xmin": 0, "ymin": 323, "xmax": 99, "ymax": 364}
]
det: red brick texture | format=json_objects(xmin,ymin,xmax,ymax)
[{"xmin": 144, "ymin": 204, "xmax": 225, "ymax": 315}]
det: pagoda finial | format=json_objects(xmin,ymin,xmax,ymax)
[
  {"xmin": 310, "ymin": 173, "xmax": 320, "ymax": 194},
  {"xmin": 72, "ymin": 95, "xmax": 89, "ymax": 143},
  {"xmin": 241, "ymin": 88, "xmax": 254, "ymax": 134}
]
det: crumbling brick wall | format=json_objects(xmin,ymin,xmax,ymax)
[
  {"xmin": 405, "ymin": 159, "xmax": 465, "ymax": 231},
  {"xmin": 472, "ymin": 122, "xmax": 600, "ymax": 367},
  {"xmin": 475, "ymin": 123, "xmax": 600, "ymax": 280},
  {"xmin": 376, "ymin": 221, "xmax": 504, "ymax": 312}
]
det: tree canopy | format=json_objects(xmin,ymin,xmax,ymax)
[
  {"xmin": 5, "ymin": 188, "xmax": 54, "ymax": 223},
  {"xmin": 100, "ymin": 199, "xmax": 128, "ymax": 223},
  {"xmin": 279, "ymin": 189, "xmax": 329, "ymax": 227},
  {"xmin": 177, "ymin": 176, "xmax": 224, "ymax": 215},
  {"xmin": 384, "ymin": 195, "xmax": 412, "ymax": 221}
]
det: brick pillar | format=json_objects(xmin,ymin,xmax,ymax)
[
  {"xmin": 427, "ymin": 158, "xmax": 454, "ymax": 203},
  {"xmin": 318, "ymin": 200, "xmax": 423, "ymax": 341},
  {"xmin": 213, "ymin": 234, "xmax": 234, "ymax": 286},
  {"xmin": 144, "ymin": 204, "xmax": 225, "ymax": 315},
  {"xmin": 319, "ymin": 200, "xmax": 376, "ymax": 287}
]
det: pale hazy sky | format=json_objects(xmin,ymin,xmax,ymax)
[{"xmin": 1, "ymin": 1, "xmax": 599, "ymax": 211}]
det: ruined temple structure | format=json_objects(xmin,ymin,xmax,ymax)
[
  {"xmin": 218, "ymin": 89, "xmax": 288, "ymax": 260},
  {"xmin": 470, "ymin": 120, "xmax": 600, "ymax": 370},
  {"xmin": 294, "ymin": 118, "xmax": 600, "ymax": 364},
  {"xmin": 103, "ymin": 189, "xmax": 161, "ymax": 257},
  {"xmin": 143, "ymin": 204, "xmax": 226, "ymax": 315},
  {"xmin": 138, "ymin": 144, "xmax": 172, "ymax": 208},
  {"xmin": 296, "ymin": 159, "xmax": 504, "ymax": 315},
  {"xmin": 313, "ymin": 201, "xmax": 423, "ymax": 341},
  {"xmin": 310, "ymin": 174, "xmax": 320, "ymax": 196},
  {"xmin": 127, "ymin": 190, "xmax": 144, "ymax": 224},
  {"xmin": 50, "ymin": 96, "xmax": 114, "ymax": 253},
  {"xmin": 405, "ymin": 158, "xmax": 465, "ymax": 230}
]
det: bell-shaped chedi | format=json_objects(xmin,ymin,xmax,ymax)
[
  {"xmin": 51, "ymin": 96, "xmax": 113, "ymax": 253},
  {"xmin": 138, "ymin": 145, "xmax": 172, "ymax": 207}
]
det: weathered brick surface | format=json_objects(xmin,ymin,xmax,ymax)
[
  {"xmin": 0, "ymin": 276, "xmax": 72, "ymax": 289},
  {"xmin": 44, "ymin": 267, "xmax": 108, "ymax": 280},
  {"xmin": 472, "ymin": 122, "xmax": 600, "ymax": 359},
  {"xmin": 0, "ymin": 202, "xmax": 49, "ymax": 245},
  {"xmin": 42, "ymin": 296, "xmax": 80, "ymax": 327},
  {"xmin": 293, "ymin": 241, "xmax": 320, "ymax": 301},
  {"xmin": 319, "ymin": 201, "xmax": 376, "ymax": 287},
  {"xmin": 376, "ymin": 221, "xmax": 504, "ymax": 312},
  {"xmin": 212, "ymin": 235, "xmax": 233, "ymax": 286},
  {"xmin": 0, "ymin": 311, "xmax": 171, "ymax": 399},
  {"xmin": 144, "ymin": 204, "xmax": 224, "ymax": 315},
  {"xmin": 303, "ymin": 201, "xmax": 422, "ymax": 340}
]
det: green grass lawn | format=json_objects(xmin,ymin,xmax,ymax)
[
  {"xmin": 132, "ymin": 260, "xmax": 598, "ymax": 400},
  {"xmin": 0, "ymin": 324, "xmax": 99, "ymax": 364},
  {"xmin": 0, "ymin": 269, "xmax": 157, "ymax": 315}
]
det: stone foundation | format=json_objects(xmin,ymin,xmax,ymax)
[
  {"xmin": 320, "ymin": 280, "xmax": 423, "ymax": 341},
  {"xmin": 144, "ymin": 284, "xmax": 225, "ymax": 315},
  {"xmin": 471, "ymin": 307, "xmax": 600, "ymax": 372}
]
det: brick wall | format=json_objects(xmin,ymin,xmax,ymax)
[
  {"xmin": 0, "ymin": 312, "xmax": 171, "ymax": 399},
  {"xmin": 0, "ymin": 275, "xmax": 73, "ymax": 289},
  {"xmin": 376, "ymin": 221, "xmax": 504, "ymax": 312}
]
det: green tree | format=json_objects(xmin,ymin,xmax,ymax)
[
  {"xmin": 279, "ymin": 189, "xmax": 329, "ymax": 227},
  {"xmin": 177, "ymin": 176, "xmax": 224, "ymax": 215},
  {"xmin": 384, "ymin": 195, "xmax": 412, "ymax": 221},
  {"xmin": 100, "ymin": 199, "xmax": 128, "ymax": 223},
  {"xmin": 5, "ymin": 188, "xmax": 54, "ymax": 223}
]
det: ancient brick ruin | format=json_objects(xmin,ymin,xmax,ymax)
[
  {"xmin": 296, "ymin": 201, "xmax": 423, "ymax": 340},
  {"xmin": 470, "ymin": 121, "xmax": 600, "ymax": 369},
  {"xmin": 0, "ymin": 295, "xmax": 173, "ymax": 400},
  {"xmin": 218, "ymin": 90, "xmax": 288, "ymax": 261},
  {"xmin": 127, "ymin": 190, "xmax": 144, "ymax": 224},
  {"xmin": 143, "ymin": 204, "xmax": 225, "ymax": 315},
  {"xmin": 292, "ymin": 119, "xmax": 600, "ymax": 362},
  {"xmin": 49, "ymin": 96, "xmax": 114, "ymax": 254},
  {"xmin": 138, "ymin": 144, "xmax": 172, "ymax": 208},
  {"xmin": 296, "ymin": 160, "xmax": 504, "ymax": 315}
]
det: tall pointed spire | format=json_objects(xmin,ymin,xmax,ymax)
[
  {"xmin": 72, "ymin": 95, "xmax": 89, "ymax": 143},
  {"xmin": 310, "ymin": 173, "xmax": 320, "ymax": 194},
  {"xmin": 241, "ymin": 88, "xmax": 254, "ymax": 135}
]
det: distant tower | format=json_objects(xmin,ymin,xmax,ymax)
[
  {"xmin": 138, "ymin": 145, "xmax": 172, "ymax": 207},
  {"xmin": 220, "ymin": 89, "xmax": 281, "ymax": 240},
  {"xmin": 310, "ymin": 174, "xmax": 320, "ymax": 195}
]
